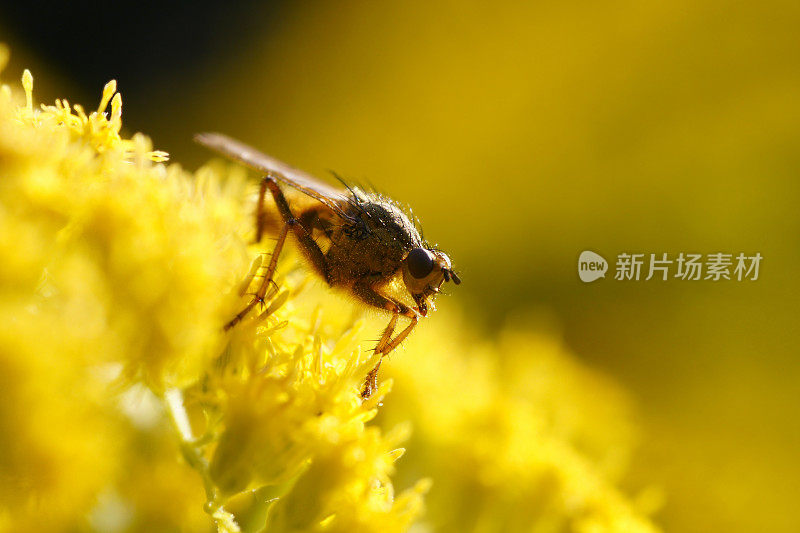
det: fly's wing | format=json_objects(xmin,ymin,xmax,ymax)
[{"xmin": 195, "ymin": 132, "xmax": 353, "ymax": 221}]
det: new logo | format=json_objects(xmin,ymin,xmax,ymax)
[{"xmin": 578, "ymin": 251, "xmax": 608, "ymax": 282}]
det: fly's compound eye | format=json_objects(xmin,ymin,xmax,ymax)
[{"xmin": 407, "ymin": 247, "xmax": 435, "ymax": 279}]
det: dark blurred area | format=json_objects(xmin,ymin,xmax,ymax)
[
  {"xmin": 2, "ymin": 2, "xmax": 799, "ymax": 531},
  {"xmin": 0, "ymin": 1, "xmax": 285, "ymax": 135}
]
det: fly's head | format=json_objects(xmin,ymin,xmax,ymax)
[{"xmin": 401, "ymin": 247, "xmax": 461, "ymax": 317}]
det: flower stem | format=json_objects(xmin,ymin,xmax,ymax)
[{"xmin": 163, "ymin": 388, "xmax": 240, "ymax": 533}]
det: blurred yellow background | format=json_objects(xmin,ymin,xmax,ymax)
[{"xmin": 3, "ymin": 1, "xmax": 799, "ymax": 531}]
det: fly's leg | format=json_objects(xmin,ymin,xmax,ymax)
[
  {"xmin": 224, "ymin": 221, "xmax": 289, "ymax": 330},
  {"xmin": 352, "ymin": 280, "xmax": 419, "ymax": 398},
  {"xmin": 361, "ymin": 313, "xmax": 398, "ymax": 397},
  {"xmin": 375, "ymin": 313, "xmax": 399, "ymax": 354},
  {"xmin": 378, "ymin": 314, "xmax": 419, "ymax": 355},
  {"xmin": 362, "ymin": 359, "xmax": 382, "ymax": 400},
  {"xmin": 263, "ymin": 175, "xmax": 330, "ymax": 284},
  {"xmin": 360, "ymin": 312, "xmax": 419, "ymax": 399},
  {"xmin": 361, "ymin": 312, "xmax": 421, "ymax": 399},
  {"xmin": 352, "ymin": 281, "xmax": 418, "ymax": 352},
  {"xmin": 227, "ymin": 174, "xmax": 329, "ymax": 330}
]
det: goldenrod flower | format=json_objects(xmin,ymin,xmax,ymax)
[
  {"xmin": 0, "ymin": 47, "xmax": 423, "ymax": 532},
  {"xmin": 378, "ymin": 317, "xmax": 661, "ymax": 533},
  {"xmin": 0, "ymin": 45, "xmax": 658, "ymax": 532}
]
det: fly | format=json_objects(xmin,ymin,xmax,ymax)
[{"xmin": 195, "ymin": 133, "xmax": 460, "ymax": 398}]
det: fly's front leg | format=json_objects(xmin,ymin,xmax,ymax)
[
  {"xmin": 375, "ymin": 313, "xmax": 399, "ymax": 354},
  {"xmin": 352, "ymin": 280, "xmax": 420, "ymax": 398},
  {"xmin": 361, "ymin": 312, "xmax": 420, "ymax": 399},
  {"xmin": 378, "ymin": 313, "xmax": 419, "ymax": 355},
  {"xmin": 362, "ymin": 359, "xmax": 382, "ymax": 401},
  {"xmin": 352, "ymin": 280, "xmax": 418, "ymax": 353}
]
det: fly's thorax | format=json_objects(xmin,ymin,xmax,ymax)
[
  {"xmin": 322, "ymin": 194, "xmax": 423, "ymax": 283},
  {"xmin": 325, "ymin": 218, "xmax": 407, "ymax": 285},
  {"xmin": 348, "ymin": 192, "xmax": 423, "ymax": 245}
]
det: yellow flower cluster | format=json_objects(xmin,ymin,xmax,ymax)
[
  {"xmin": 0, "ymin": 47, "xmax": 423, "ymax": 532},
  {"xmin": 380, "ymin": 319, "xmax": 662, "ymax": 532},
  {"xmin": 0, "ymin": 45, "xmax": 659, "ymax": 532}
]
